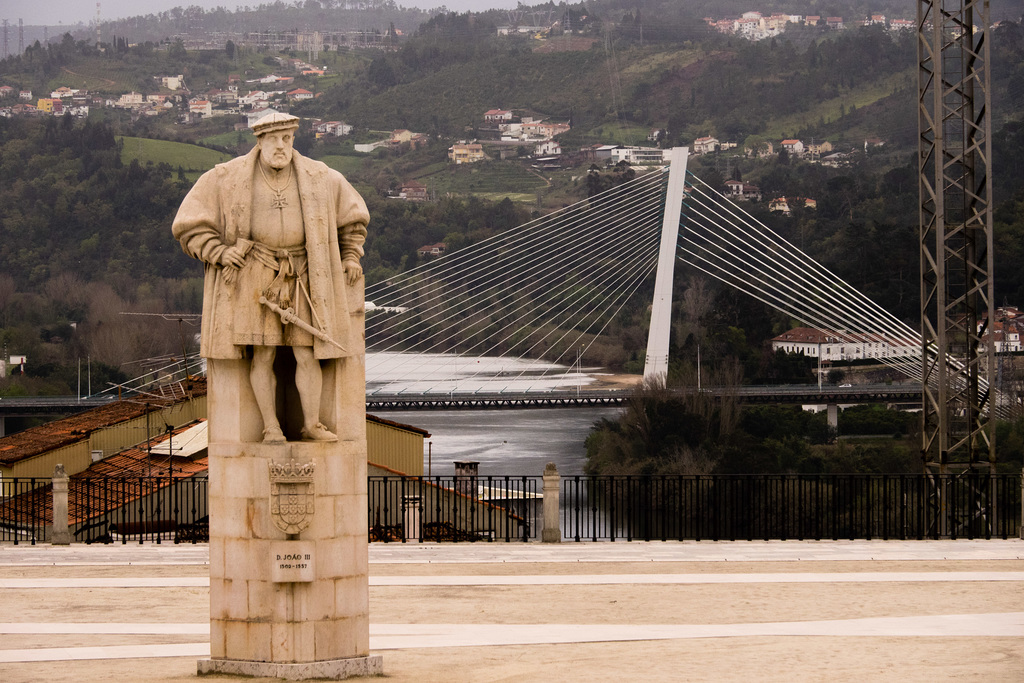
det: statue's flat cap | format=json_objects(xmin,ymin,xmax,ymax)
[{"xmin": 253, "ymin": 112, "xmax": 300, "ymax": 136}]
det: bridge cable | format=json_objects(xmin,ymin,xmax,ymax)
[
  {"xmin": 366, "ymin": 174, "xmax": 664, "ymax": 347},
  {"xmin": 368, "ymin": 176, "xmax": 663, "ymax": 374},
  {"xmin": 366, "ymin": 171, "xmax": 668, "ymax": 386}
]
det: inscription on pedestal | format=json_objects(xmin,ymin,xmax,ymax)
[{"xmin": 270, "ymin": 540, "xmax": 316, "ymax": 582}]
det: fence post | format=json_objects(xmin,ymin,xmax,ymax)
[
  {"xmin": 542, "ymin": 462, "xmax": 561, "ymax": 543},
  {"xmin": 51, "ymin": 464, "xmax": 71, "ymax": 545},
  {"xmin": 403, "ymin": 495, "xmax": 422, "ymax": 543}
]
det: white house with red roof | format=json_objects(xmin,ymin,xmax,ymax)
[
  {"xmin": 693, "ymin": 136, "xmax": 719, "ymax": 154},
  {"xmin": 483, "ymin": 109, "xmax": 513, "ymax": 122},
  {"xmin": 189, "ymin": 100, "xmax": 212, "ymax": 117},
  {"xmin": 781, "ymin": 139, "xmax": 804, "ymax": 155}
]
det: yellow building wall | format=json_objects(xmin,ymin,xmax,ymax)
[
  {"xmin": 1, "ymin": 442, "xmax": 90, "ymax": 495},
  {"xmin": 367, "ymin": 420, "xmax": 424, "ymax": 476}
]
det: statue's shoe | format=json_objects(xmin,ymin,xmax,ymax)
[
  {"xmin": 262, "ymin": 425, "xmax": 286, "ymax": 443},
  {"xmin": 301, "ymin": 423, "xmax": 338, "ymax": 442}
]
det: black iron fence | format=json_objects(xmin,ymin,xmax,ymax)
[
  {"xmin": 3, "ymin": 473, "xmax": 1020, "ymax": 544},
  {"xmin": 0, "ymin": 476, "xmax": 208, "ymax": 545},
  {"xmin": 368, "ymin": 475, "xmax": 541, "ymax": 542},
  {"xmin": 71, "ymin": 476, "xmax": 209, "ymax": 544},
  {"xmin": 0, "ymin": 477, "xmax": 50, "ymax": 545},
  {"xmin": 562, "ymin": 473, "xmax": 1022, "ymax": 542}
]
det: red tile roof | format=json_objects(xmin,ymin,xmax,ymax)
[
  {"xmin": 0, "ymin": 379, "xmax": 206, "ymax": 466},
  {"xmin": 0, "ymin": 419, "xmax": 208, "ymax": 527},
  {"xmin": 367, "ymin": 413, "xmax": 431, "ymax": 437}
]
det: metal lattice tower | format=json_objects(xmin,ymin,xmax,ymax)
[{"xmin": 917, "ymin": 0, "xmax": 995, "ymax": 536}]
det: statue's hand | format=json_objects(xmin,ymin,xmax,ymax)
[
  {"xmin": 343, "ymin": 260, "xmax": 363, "ymax": 285},
  {"xmin": 220, "ymin": 244, "xmax": 247, "ymax": 269}
]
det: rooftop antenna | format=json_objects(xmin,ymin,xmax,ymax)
[{"xmin": 119, "ymin": 312, "xmax": 203, "ymax": 393}]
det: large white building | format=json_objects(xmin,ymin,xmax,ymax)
[
  {"xmin": 608, "ymin": 146, "xmax": 670, "ymax": 165},
  {"xmin": 771, "ymin": 327, "xmax": 918, "ymax": 361}
]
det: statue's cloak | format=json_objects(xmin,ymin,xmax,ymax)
[{"xmin": 172, "ymin": 146, "xmax": 369, "ymax": 360}]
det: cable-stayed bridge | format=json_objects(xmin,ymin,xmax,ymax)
[{"xmin": 366, "ymin": 150, "xmax": 943, "ymax": 404}]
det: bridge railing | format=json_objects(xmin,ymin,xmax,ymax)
[{"xmin": 561, "ymin": 473, "xmax": 1022, "ymax": 542}]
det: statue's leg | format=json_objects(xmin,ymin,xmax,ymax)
[
  {"xmin": 294, "ymin": 345, "xmax": 337, "ymax": 441},
  {"xmin": 250, "ymin": 345, "xmax": 285, "ymax": 442}
]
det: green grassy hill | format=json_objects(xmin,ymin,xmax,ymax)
[
  {"xmin": 118, "ymin": 136, "xmax": 232, "ymax": 174},
  {"xmin": 418, "ymin": 160, "xmax": 549, "ymax": 201}
]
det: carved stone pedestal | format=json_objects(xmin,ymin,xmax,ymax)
[{"xmin": 199, "ymin": 354, "xmax": 377, "ymax": 679}]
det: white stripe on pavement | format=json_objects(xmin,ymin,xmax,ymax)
[
  {"xmin": 2, "ymin": 613, "xmax": 1023, "ymax": 662},
  {"xmin": 2, "ymin": 572, "xmax": 1023, "ymax": 589},
  {"xmin": 0, "ymin": 623, "xmax": 209, "ymax": 635},
  {"xmin": 369, "ymin": 571, "xmax": 1024, "ymax": 585},
  {"xmin": 0, "ymin": 643, "xmax": 210, "ymax": 663}
]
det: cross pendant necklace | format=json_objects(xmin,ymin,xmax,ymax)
[{"xmin": 259, "ymin": 161, "xmax": 292, "ymax": 209}]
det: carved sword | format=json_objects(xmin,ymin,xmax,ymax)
[{"xmin": 259, "ymin": 296, "xmax": 346, "ymax": 352}]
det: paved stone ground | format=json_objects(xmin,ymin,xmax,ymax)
[{"xmin": 1, "ymin": 540, "xmax": 1023, "ymax": 682}]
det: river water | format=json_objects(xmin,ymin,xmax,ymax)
[
  {"xmin": 366, "ymin": 352, "xmax": 599, "ymax": 394},
  {"xmin": 367, "ymin": 351, "xmax": 627, "ymax": 476},
  {"xmin": 372, "ymin": 406, "xmax": 623, "ymax": 477}
]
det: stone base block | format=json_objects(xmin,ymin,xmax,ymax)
[
  {"xmin": 541, "ymin": 529, "xmax": 561, "ymax": 543},
  {"xmin": 198, "ymin": 655, "xmax": 383, "ymax": 680}
]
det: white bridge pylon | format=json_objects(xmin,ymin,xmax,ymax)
[{"xmin": 643, "ymin": 147, "xmax": 689, "ymax": 384}]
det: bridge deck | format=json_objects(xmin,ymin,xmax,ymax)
[{"xmin": 0, "ymin": 384, "xmax": 922, "ymax": 415}]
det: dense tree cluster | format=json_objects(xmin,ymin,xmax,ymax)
[
  {"xmin": 0, "ymin": 117, "xmax": 192, "ymax": 287},
  {"xmin": 0, "ymin": 117, "xmax": 200, "ymax": 393},
  {"xmin": 585, "ymin": 382, "xmax": 948, "ymax": 476}
]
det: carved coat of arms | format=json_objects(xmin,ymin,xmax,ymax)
[{"xmin": 269, "ymin": 459, "xmax": 315, "ymax": 535}]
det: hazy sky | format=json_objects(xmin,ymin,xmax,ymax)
[{"xmin": 4, "ymin": 1, "xmax": 520, "ymax": 27}]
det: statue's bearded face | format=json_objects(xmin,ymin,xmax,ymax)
[{"xmin": 258, "ymin": 129, "xmax": 296, "ymax": 169}]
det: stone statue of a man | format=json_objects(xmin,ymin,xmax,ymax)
[{"xmin": 172, "ymin": 112, "xmax": 369, "ymax": 443}]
